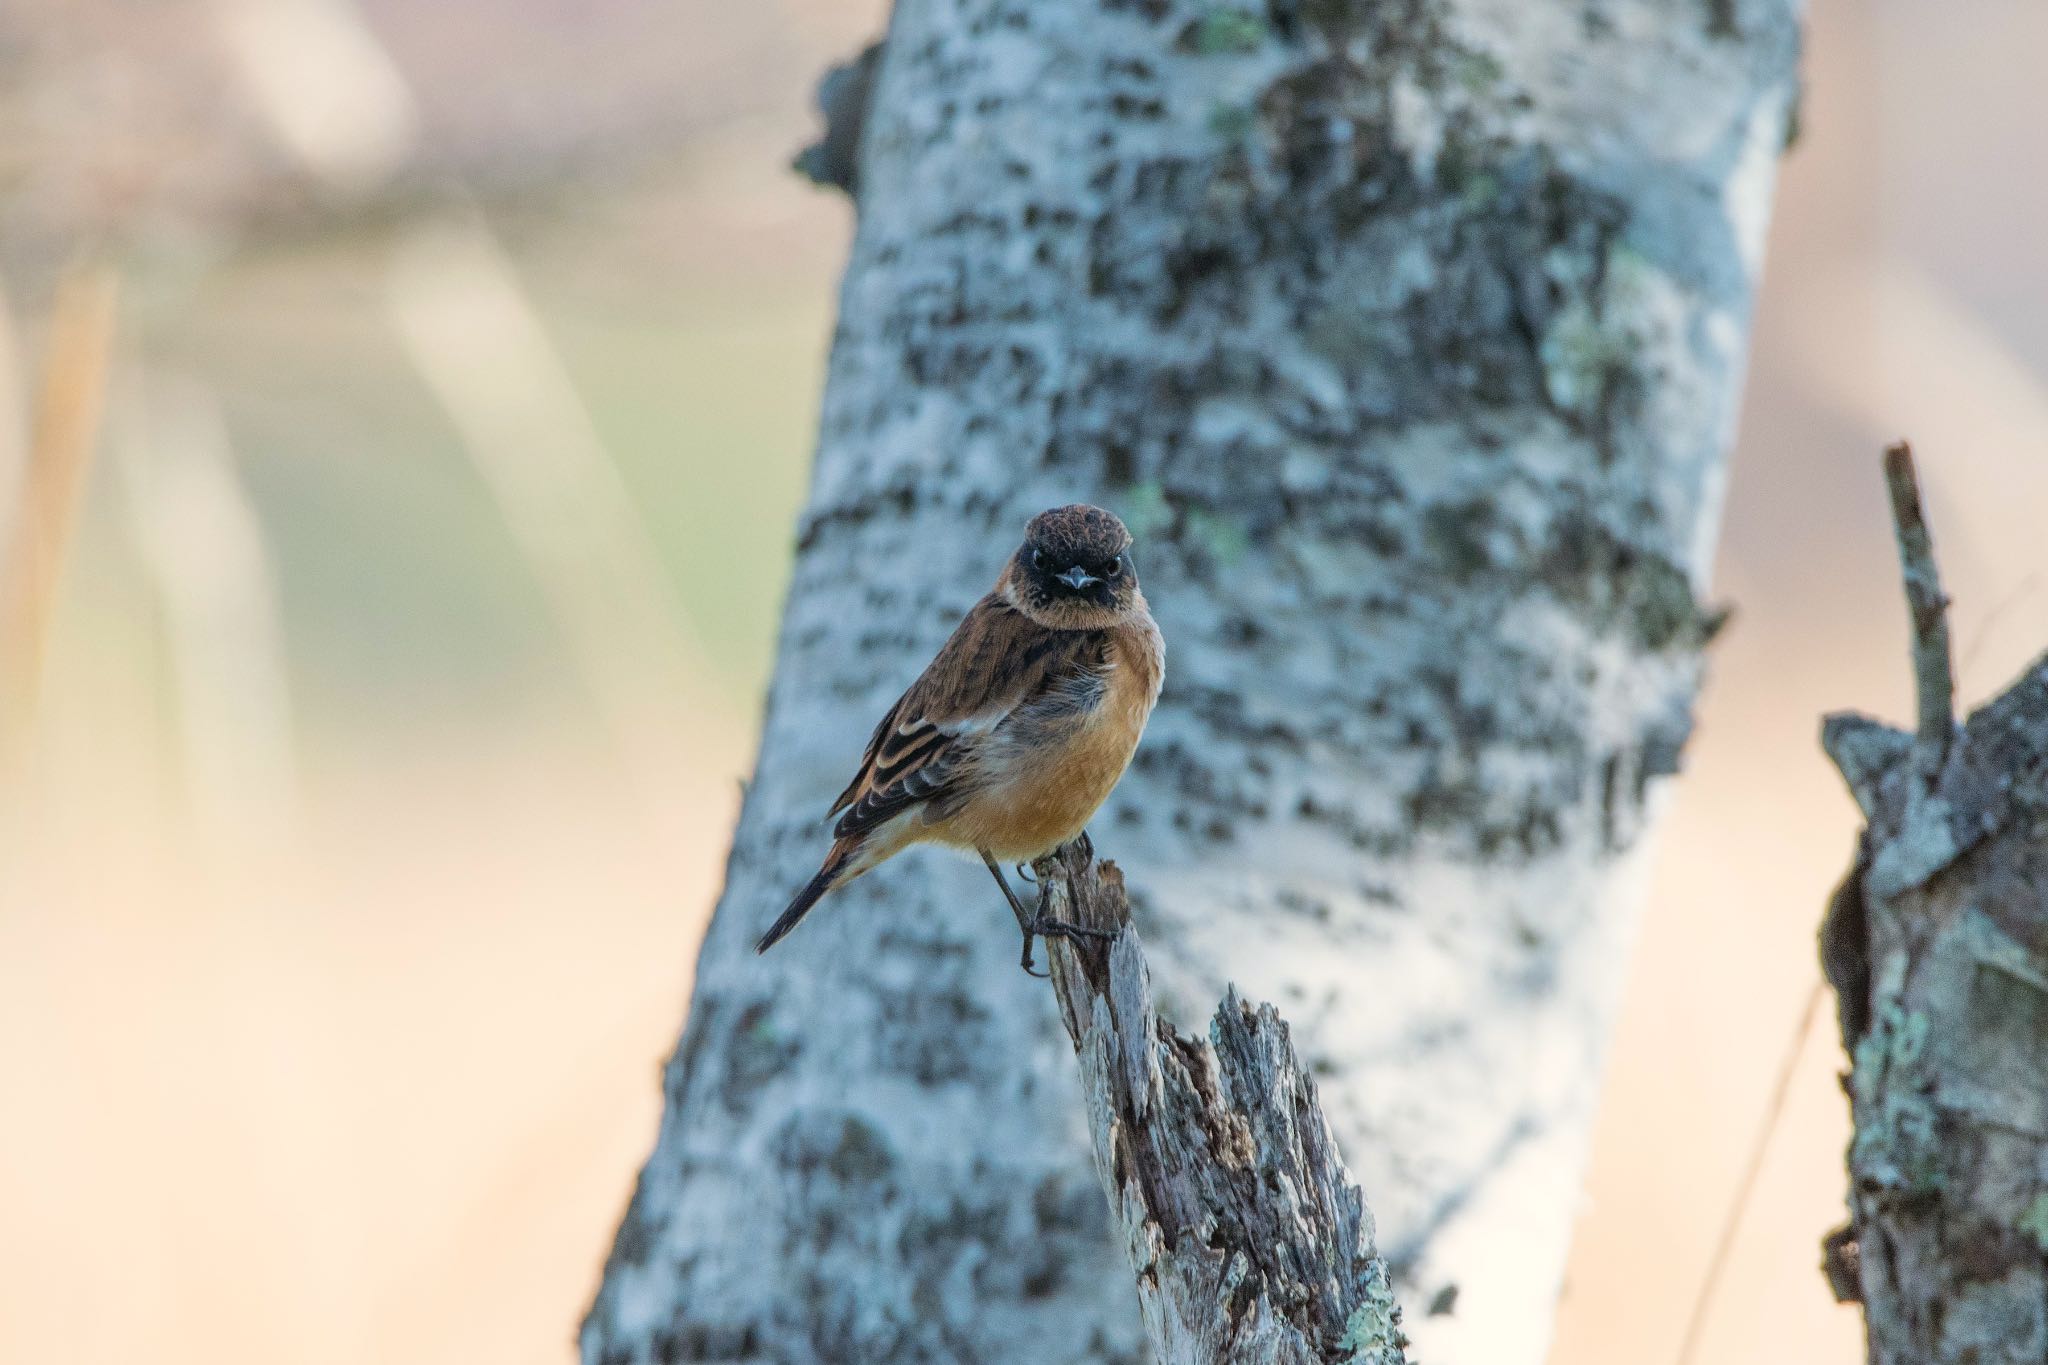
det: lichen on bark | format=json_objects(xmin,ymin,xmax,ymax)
[{"xmin": 1823, "ymin": 663, "xmax": 2048, "ymax": 1362}]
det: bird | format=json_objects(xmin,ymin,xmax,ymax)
[{"xmin": 755, "ymin": 504, "xmax": 1164, "ymax": 972}]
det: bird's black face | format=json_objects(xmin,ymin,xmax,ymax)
[
  {"xmin": 1012, "ymin": 504, "xmax": 1138, "ymax": 619},
  {"xmin": 1026, "ymin": 541, "xmax": 1133, "ymax": 608}
]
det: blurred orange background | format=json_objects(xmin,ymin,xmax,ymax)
[{"xmin": 4, "ymin": 2, "xmax": 2045, "ymax": 1363}]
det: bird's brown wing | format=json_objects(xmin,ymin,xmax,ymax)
[{"xmin": 828, "ymin": 594, "xmax": 1104, "ymax": 841}]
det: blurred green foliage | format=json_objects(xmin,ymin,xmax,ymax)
[{"xmin": 142, "ymin": 226, "xmax": 826, "ymax": 743}]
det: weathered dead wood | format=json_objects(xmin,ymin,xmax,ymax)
[
  {"xmin": 1037, "ymin": 841, "xmax": 1408, "ymax": 1365},
  {"xmin": 1819, "ymin": 445, "xmax": 2048, "ymax": 1364}
]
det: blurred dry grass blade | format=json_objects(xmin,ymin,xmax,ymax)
[
  {"xmin": 385, "ymin": 223, "xmax": 709, "ymax": 798},
  {"xmin": 114, "ymin": 372, "xmax": 299, "ymax": 851},
  {"xmin": 0, "ymin": 266, "xmax": 117, "ymax": 765},
  {"xmin": 0, "ymin": 277, "xmax": 29, "ymax": 541},
  {"xmin": 211, "ymin": 0, "xmax": 418, "ymax": 191}
]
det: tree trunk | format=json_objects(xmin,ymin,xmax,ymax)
[
  {"xmin": 583, "ymin": 2, "xmax": 1800, "ymax": 1362},
  {"xmin": 1820, "ymin": 448, "xmax": 2048, "ymax": 1363}
]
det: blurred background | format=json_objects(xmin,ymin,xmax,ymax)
[{"xmin": 2, "ymin": 0, "xmax": 2045, "ymax": 1362}]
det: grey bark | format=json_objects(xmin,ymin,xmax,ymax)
[
  {"xmin": 1036, "ymin": 842, "xmax": 1408, "ymax": 1365},
  {"xmin": 585, "ymin": 2, "xmax": 1800, "ymax": 1362},
  {"xmin": 793, "ymin": 41, "xmax": 885, "ymax": 200},
  {"xmin": 1820, "ymin": 448, "xmax": 2048, "ymax": 1364}
]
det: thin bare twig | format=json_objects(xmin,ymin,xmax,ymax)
[
  {"xmin": 1881, "ymin": 441, "xmax": 1954, "ymax": 782},
  {"xmin": 1673, "ymin": 978, "xmax": 1827, "ymax": 1365}
]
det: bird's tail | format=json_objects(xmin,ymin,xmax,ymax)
[{"xmin": 755, "ymin": 837, "xmax": 862, "ymax": 954}]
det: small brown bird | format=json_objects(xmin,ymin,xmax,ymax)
[{"xmin": 756, "ymin": 505, "xmax": 1164, "ymax": 970}]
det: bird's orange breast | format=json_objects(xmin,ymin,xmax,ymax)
[{"xmin": 927, "ymin": 617, "xmax": 1162, "ymax": 862}]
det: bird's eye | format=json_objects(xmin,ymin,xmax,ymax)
[
  {"xmin": 1104, "ymin": 556, "xmax": 1123, "ymax": 578},
  {"xmin": 1031, "ymin": 548, "xmax": 1045, "ymax": 570}
]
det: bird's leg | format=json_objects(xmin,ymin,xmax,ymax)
[
  {"xmin": 981, "ymin": 850, "xmax": 1049, "ymax": 977},
  {"xmin": 1068, "ymin": 829, "xmax": 1094, "ymax": 862}
]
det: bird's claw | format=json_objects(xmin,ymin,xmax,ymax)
[
  {"xmin": 1019, "ymin": 922, "xmax": 1112, "ymax": 977},
  {"xmin": 1018, "ymin": 915, "xmax": 1117, "ymax": 977}
]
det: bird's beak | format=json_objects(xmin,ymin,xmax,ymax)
[{"xmin": 1056, "ymin": 565, "xmax": 1098, "ymax": 590}]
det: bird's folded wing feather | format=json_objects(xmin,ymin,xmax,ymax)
[{"xmin": 828, "ymin": 594, "xmax": 1101, "ymax": 840}]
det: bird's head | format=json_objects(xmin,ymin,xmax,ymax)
[{"xmin": 1005, "ymin": 504, "xmax": 1142, "ymax": 629}]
